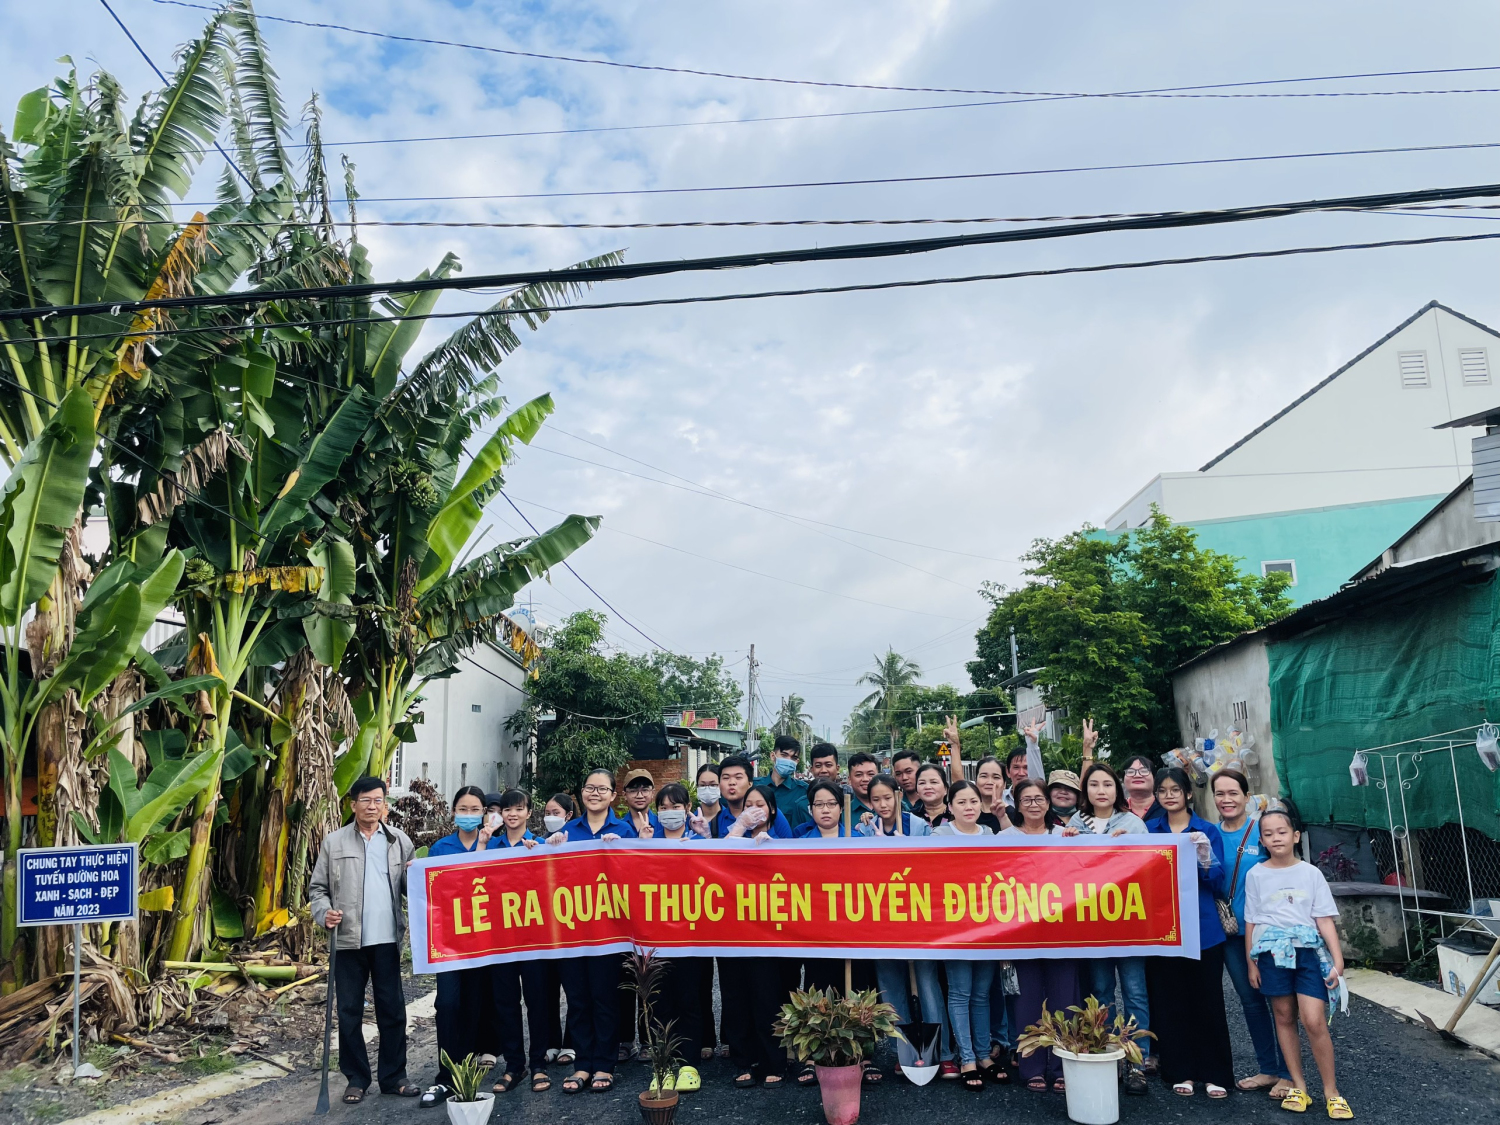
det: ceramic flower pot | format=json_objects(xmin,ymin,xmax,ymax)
[
  {"xmin": 1053, "ymin": 1048, "xmax": 1125, "ymax": 1125},
  {"xmin": 638, "ymin": 1089, "xmax": 679, "ymax": 1125},
  {"xmin": 815, "ymin": 1063, "xmax": 863, "ymax": 1125},
  {"xmin": 444, "ymin": 1092, "xmax": 494, "ymax": 1125}
]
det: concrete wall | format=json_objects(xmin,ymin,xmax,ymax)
[
  {"xmin": 1355, "ymin": 477, "xmax": 1500, "ymax": 577},
  {"xmin": 1171, "ymin": 633, "xmax": 1282, "ymax": 801},
  {"xmin": 1109, "ymin": 304, "xmax": 1498, "ymax": 529},
  {"xmin": 393, "ymin": 641, "xmax": 532, "ymax": 799}
]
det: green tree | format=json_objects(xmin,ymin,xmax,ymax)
[
  {"xmin": 968, "ymin": 509, "xmax": 1291, "ymax": 762},
  {"xmin": 773, "ymin": 694, "xmax": 813, "ymax": 744},
  {"xmin": 641, "ymin": 650, "xmax": 742, "ymax": 727},
  {"xmin": 856, "ymin": 648, "xmax": 922, "ymax": 750}
]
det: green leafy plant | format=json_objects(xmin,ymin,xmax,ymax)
[
  {"xmin": 1015, "ymin": 996, "xmax": 1155, "ymax": 1064},
  {"xmin": 623, "ymin": 948, "xmax": 686, "ymax": 1098},
  {"xmin": 440, "ymin": 1050, "xmax": 488, "ymax": 1103},
  {"xmin": 774, "ymin": 987, "xmax": 903, "ymax": 1069}
]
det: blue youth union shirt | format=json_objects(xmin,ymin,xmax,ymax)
[{"xmin": 562, "ymin": 810, "xmax": 640, "ymax": 841}]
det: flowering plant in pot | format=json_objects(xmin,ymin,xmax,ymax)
[
  {"xmin": 439, "ymin": 1051, "xmax": 493, "ymax": 1125},
  {"xmin": 1016, "ymin": 997, "xmax": 1154, "ymax": 1125},
  {"xmin": 623, "ymin": 950, "xmax": 687, "ymax": 1125},
  {"xmin": 775, "ymin": 987, "xmax": 903, "ymax": 1125}
]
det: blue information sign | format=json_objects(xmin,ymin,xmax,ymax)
[{"xmin": 17, "ymin": 844, "xmax": 138, "ymax": 926}]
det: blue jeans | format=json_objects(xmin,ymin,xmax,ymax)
[
  {"xmin": 1223, "ymin": 939, "xmax": 1290, "ymax": 1078},
  {"xmin": 944, "ymin": 961, "xmax": 995, "ymax": 1066},
  {"xmin": 1087, "ymin": 957, "xmax": 1149, "ymax": 1037},
  {"xmin": 876, "ymin": 960, "xmax": 952, "ymax": 1061}
]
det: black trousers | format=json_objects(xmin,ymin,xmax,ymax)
[
  {"xmin": 698, "ymin": 959, "xmax": 720, "ymax": 1050},
  {"xmin": 652, "ymin": 957, "xmax": 703, "ymax": 1065},
  {"xmin": 718, "ymin": 957, "xmax": 787, "ymax": 1077},
  {"xmin": 335, "ymin": 942, "xmax": 408, "ymax": 1092},
  {"xmin": 1146, "ymin": 943, "xmax": 1235, "ymax": 1088},
  {"xmin": 433, "ymin": 966, "xmax": 489, "ymax": 1085},
  {"xmin": 557, "ymin": 954, "xmax": 621, "ymax": 1075},
  {"xmin": 543, "ymin": 962, "xmax": 574, "ymax": 1053},
  {"xmin": 493, "ymin": 960, "xmax": 550, "ymax": 1075}
]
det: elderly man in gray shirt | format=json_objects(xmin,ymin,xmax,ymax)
[{"xmin": 310, "ymin": 775, "xmax": 419, "ymax": 1103}]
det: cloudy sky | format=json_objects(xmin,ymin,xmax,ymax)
[{"xmin": 8, "ymin": 1, "xmax": 1500, "ymax": 740}]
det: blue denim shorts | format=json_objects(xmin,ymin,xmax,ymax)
[{"xmin": 1255, "ymin": 948, "xmax": 1325, "ymax": 1000}]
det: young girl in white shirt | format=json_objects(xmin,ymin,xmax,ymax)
[{"xmin": 1244, "ymin": 809, "xmax": 1350, "ymax": 1120}]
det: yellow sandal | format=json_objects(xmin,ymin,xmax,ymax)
[
  {"xmin": 1281, "ymin": 1088, "xmax": 1312, "ymax": 1113},
  {"xmin": 1326, "ymin": 1096, "xmax": 1353, "ymax": 1119}
]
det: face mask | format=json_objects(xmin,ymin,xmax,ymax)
[
  {"xmin": 774, "ymin": 758, "xmax": 797, "ymax": 778},
  {"xmin": 658, "ymin": 809, "xmax": 688, "ymax": 831},
  {"xmin": 544, "ymin": 814, "xmax": 567, "ymax": 834},
  {"xmin": 697, "ymin": 786, "xmax": 721, "ymax": 805},
  {"xmin": 454, "ymin": 814, "xmax": 483, "ymax": 832}
]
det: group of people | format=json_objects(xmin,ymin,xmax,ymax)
[{"xmin": 308, "ymin": 729, "xmax": 1352, "ymax": 1120}]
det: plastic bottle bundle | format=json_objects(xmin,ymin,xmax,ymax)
[{"xmin": 1477, "ymin": 723, "xmax": 1500, "ymax": 772}]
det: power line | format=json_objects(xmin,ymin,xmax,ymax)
[
  {"xmin": 15, "ymin": 228, "xmax": 1500, "ymax": 350},
  {"xmin": 98, "ymin": 0, "xmax": 255, "ymax": 190},
  {"xmin": 11, "ymin": 179, "xmax": 1500, "ymax": 324},
  {"xmin": 506, "ymin": 494, "xmax": 970, "ymax": 621},
  {"xmin": 498, "ymin": 492, "xmax": 668, "ymax": 651},
  {"xmin": 146, "ymin": 3, "xmax": 1500, "ymax": 102},
  {"xmin": 131, "ymin": 141, "xmax": 1500, "ymax": 209},
  {"xmin": 546, "ymin": 425, "xmax": 1019, "ymax": 562}
]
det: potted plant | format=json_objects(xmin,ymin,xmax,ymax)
[
  {"xmin": 775, "ymin": 987, "xmax": 903, "ymax": 1125},
  {"xmin": 439, "ymin": 1051, "xmax": 493, "ymax": 1125},
  {"xmin": 1016, "ymin": 997, "xmax": 1154, "ymax": 1125},
  {"xmin": 623, "ymin": 950, "xmax": 686, "ymax": 1125}
]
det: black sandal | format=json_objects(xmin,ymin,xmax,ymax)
[
  {"xmin": 531, "ymin": 1072, "xmax": 551, "ymax": 1092},
  {"xmin": 392, "ymin": 1084, "xmax": 423, "ymax": 1097},
  {"xmin": 797, "ymin": 1064, "xmax": 817, "ymax": 1086},
  {"xmin": 762, "ymin": 1074, "xmax": 784, "ymax": 1088},
  {"xmin": 342, "ymin": 1086, "xmax": 366, "ymax": 1104},
  {"xmin": 419, "ymin": 1085, "xmax": 450, "ymax": 1108},
  {"xmin": 1027, "ymin": 1076, "xmax": 1047, "ymax": 1091},
  {"xmin": 982, "ymin": 1063, "xmax": 1010, "ymax": 1085},
  {"xmin": 492, "ymin": 1074, "xmax": 516, "ymax": 1094},
  {"xmin": 962, "ymin": 1069, "xmax": 985, "ymax": 1091},
  {"xmin": 562, "ymin": 1071, "xmax": 589, "ymax": 1094},
  {"xmin": 590, "ymin": 1073, "xmax": 614, "ymax": 1092},
  {"xmin": 734, "ymin": 1072, "xmax": 756, "ymax": 1088},
  {"xmin": 862, "ymin": 1065, "xmax": 883, "ymax": 1085}
]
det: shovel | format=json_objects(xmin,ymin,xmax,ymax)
[
  {"xmin": 315, "ymin": 930, "xmax": 338, "ymax": 1114},
  {"xmin": 895, "ymin": 1021, "xmax": 941, "ymax": 1085},
  {"xmin": 1417, "ymin": 932, "xmax": 1500, "ymax": 1045}
]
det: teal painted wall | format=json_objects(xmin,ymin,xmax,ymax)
[{"xmin": 1185, "ymin": 495, "xmax": 1445, "ymax": 605}]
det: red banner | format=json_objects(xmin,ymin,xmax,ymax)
[{"xmin": 408, "ymin": 837, "xmax": 1199, "ymax": 971}]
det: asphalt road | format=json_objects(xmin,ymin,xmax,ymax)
[{"xmin": 193, "ymin": 981, "xmax": 1498, "ymax": 1125}]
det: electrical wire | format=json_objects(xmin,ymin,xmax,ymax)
[
  {"xmin": 504, "ymin": 494, "xmax": 970, "ymax": 621},
  {"xmin": 10, "ymin": 179, "xmax": 1500, "ymax": 324},
  {"xmin": 13, "ymin": 227, "xmax": 1500, "ymax": 349},
  {"xmin": 498, "ymin": 492, "xmax": 669, "ymax": 651},
  {"xmin": 123, "ymin": 140, "xmax": 1500, "ymax": 210},
  {"xmin": 545, "ymin": 425, "xmax": 1019, "ymax": 562},
  {"xmin": 144, "ymin": 2, "xmax": 1500, "ymax": 102}
]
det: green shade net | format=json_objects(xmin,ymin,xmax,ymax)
[{"xmin": 1267, "ymin": 573, "xmax": 1500, "ymax": 841}]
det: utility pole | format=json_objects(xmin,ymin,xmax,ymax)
[
  {"xmin": 746, "ymin": 644, "xmax": 759, "ymax": 755},
  {"xmin": 1009, "ymin": 625, "xmax": 1020, "ymax": 678}
]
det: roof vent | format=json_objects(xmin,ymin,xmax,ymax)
[
  {"xmin": 1475, "ymin": 431, "xmax": 1500, "ymax": 522},
  {"xmin": 1460, "ymin": 347, "xmax": 1491, "ymax": 386},
  {"xmin": 1398, "ymin": 351, "xmax": 1430, "ymax": 388}
]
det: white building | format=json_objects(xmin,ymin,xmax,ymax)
[
  {"xmin": 1108, "ymin": 302, "xmax": 1500, "ymax": 603},
  {"xmin": 392, "ymin": 635, "xmax": 535, "ymax": 798}
]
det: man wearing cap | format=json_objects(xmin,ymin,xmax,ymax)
[
  {"xmin": 1047, "ymin": 769, "xmax": 1083, "ymax": 822},
  {"xmin": 755, "ymin": 734, "xmax": 811, "ymax": 830},
  {"xmin": 621, "ymin": 769, "xmax": 661, "ymax": 838}
]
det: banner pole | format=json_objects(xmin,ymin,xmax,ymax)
[{"xmin": 72, "ymin": 922, "xmax": 81, "ymax": 1077}]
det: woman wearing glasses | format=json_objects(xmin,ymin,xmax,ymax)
[
  {"xmin": 1002, "ymin": 778, "xmax": 1074, "ymax": 1092},
  {"xmin": 1120, "ymin": 755, "xmax": 1162, "ymax": 824},
  {"xmin": 544, "ymin": 768, "xmax": 637, "ymax": 1094},
  {"xmin": 1061, "ymin": 762, "xmax": 1153, "ymax": 1094}
]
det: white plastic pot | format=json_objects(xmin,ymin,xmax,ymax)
[
  {"xmin": 1053, "ymin": 1048, "xmax": 1124, "ymax": 1125},
  {"xmin": 445, "ymin": 1092, "xmax": 494, "ymax": 1125}
]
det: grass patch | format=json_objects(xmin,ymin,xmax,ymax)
[
  {"xmin": 29, "ymin": 1100, "xmax": 68, "ymax": 1123},
  {"xmin": 178, "ymin": 1051, "xmax": 240, "ymax": 1079},
  {"xmin": 0, "ymin": 1066, "xmax": 35, "ymax": 1092}
]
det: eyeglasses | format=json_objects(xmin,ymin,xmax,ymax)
[
  {"xmin": 1123, "ymin": 767, "xmax": 1153, "ymax": 777},
  {"xmin": 1019, "ymin": 795, "xmax": 1048, "ymax": 806},
  {"xmin": 354, "ymin": 796, "xmax": 386, "ymax": 807},
  {"xmin": 581, "ymin": 785, "xmax": 613, "ymax": 796},
  {"xmin": 810, "ymin": 801, "xmax": 842, "ymax": 810}
]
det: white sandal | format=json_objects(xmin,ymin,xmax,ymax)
[
  {"xmin": 1173, "ymin": 1080, "xmax": 1195, "ymax": 1096},
  {"xmin": 1206, "ymin": 1084, "xmax": 1228, "ymax": 1099}
]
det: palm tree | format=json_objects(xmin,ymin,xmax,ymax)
[
  {"xmin": 775, "ymin": 694, "xmax": 814, "ymax": 744},
  {"xmin": 856, "ymin": 649, "xmax": 922, "ymax": 750}
]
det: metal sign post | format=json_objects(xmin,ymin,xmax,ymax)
[{"xmin": 17, "ymin": 844, "xmax": 138, "ymax": 1078}]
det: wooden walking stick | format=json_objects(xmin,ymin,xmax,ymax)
[
  {"xmin": 845, "ymin": 794, "xmax": 854, "ymax": 996},
  {"xmin": 314, "ymin": 930, "xmax": 338, "ymax": 1115}
]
